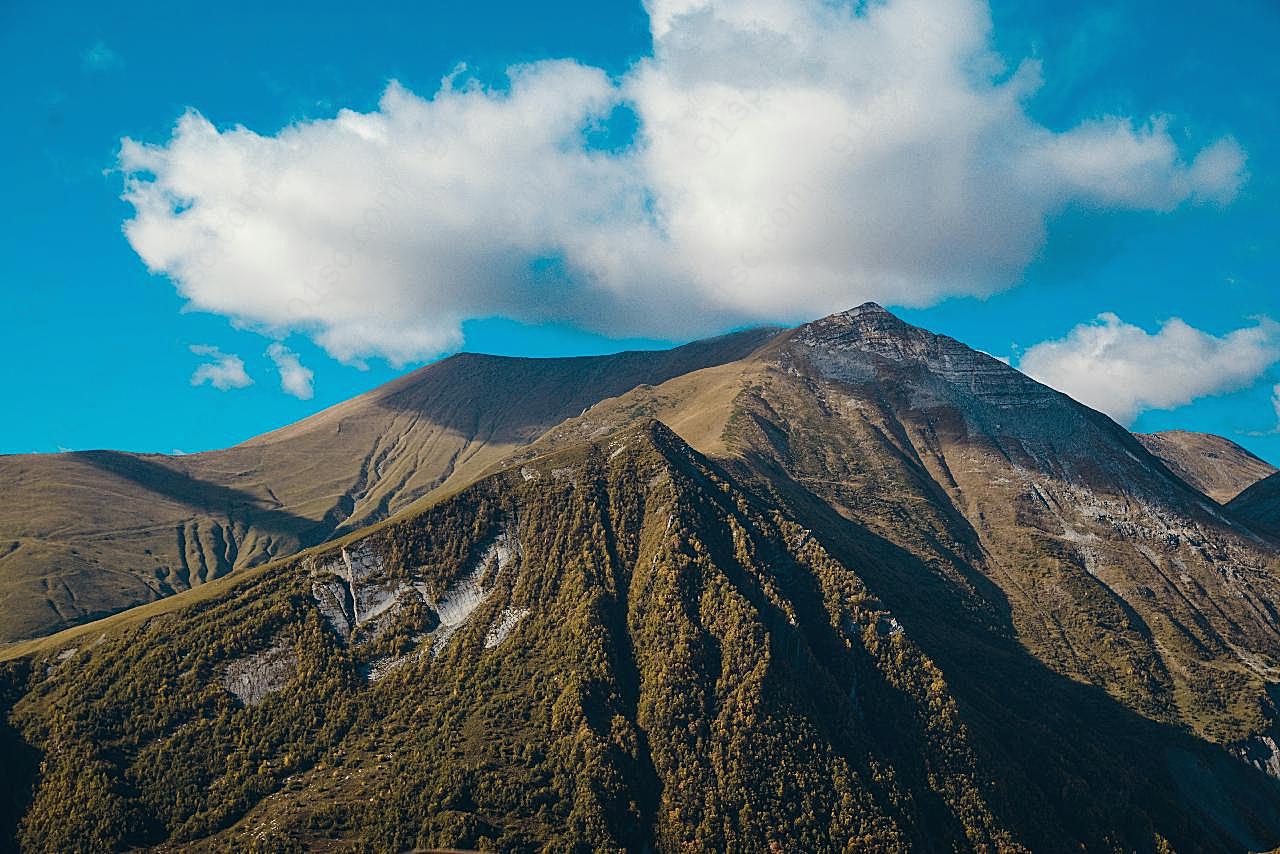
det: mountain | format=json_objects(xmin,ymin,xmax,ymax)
[
  {"xmin": 4, "ymin": 304, "xmax": 1280, "ymax": 852},
  {"xmin": 530, "ymin": 304, "xmax": 1280, "ymax": 743},
  {"xmin": 1230, "ymin": 472, "xmax": 1280, "ymax": 538},
  {"xmin": 1136, "ymin": 430, "xmax": 1276, "ymax": 503},
  {"xmin": 5, "ymin": 421, "xmax": 1279, "ymax": 853},
  {"xmin": 0, "ymin": 328, "xmax": 780, "ymax": 643}
]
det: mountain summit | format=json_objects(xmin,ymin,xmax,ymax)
[
  {"xmin": 795, "ymin": 302, "xmax": 1060, "ymax": 409},
  {"xmin": 3, "ymin": 306, "xmax": 1280, "ymax": 851}
]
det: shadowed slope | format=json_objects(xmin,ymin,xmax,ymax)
[{"xmin": 1231, "ymin": 472, "xmax": 1280, "ymax": 538}]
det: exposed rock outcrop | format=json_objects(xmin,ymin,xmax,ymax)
[{"xmin": 221, "ymin": 643, "xmax": 296, "ymax": 706}]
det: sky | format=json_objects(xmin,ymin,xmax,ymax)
[{"xmin": 2, "ymin": 0, "xmax": 1278, "ymax": 463}]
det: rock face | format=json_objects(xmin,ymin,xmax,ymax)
[
  {"xmin": 427, "ymin": 533, "xmax": 518, "ymax": 657},
  {"xmin": 484, "ymin": 607, "xmax": 530, "ymax": 649},
  {"xmin": 1234, "ymin": 733, "xmax": 1280, "ymax": 780},
  {"xmin": 307, "ymin": 529, "xmax": 522, "ymax": 676},
  {"xmin": 796, "ymin": 303, "xmax": 1059, "ymax": 410},
  {"xmin": 1137, "ymin": 430, "xmax": 1277, "ymax": 503},
  {"xmin": 221, "ymin": 644, "xmax": 296, "ymax": 707}
]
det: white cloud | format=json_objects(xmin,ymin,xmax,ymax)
[
  {"xmin": 119, "ymin": 0, "xmax": 1246, "ymax": 366},
  {"xmin": 1032, "ymin": 120, "xmax": 1245, "ymax": 209},
  {"xmin": 82, "ymin": 41, "xmax": 122, "ymax": 72},
  {"xmin": 1272, "ymin": 384, "xmax": 1280, "ymax": 431},
  {"xmin": 1019, "ymin": 314, "xmax": 1280, "ymax": 425},
  {"xmin": 189, "ymin": 345, "xmax": 253, "ymax": 391},
  {"xmin": 266, "ymin": 343, "xmax": 315, "ymax": 400}
]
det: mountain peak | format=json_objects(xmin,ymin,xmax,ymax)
[
  {"xmin": 827, "ymin": 301, "xmax": 908, "ymax": 327},
  {"xmin": 791, "ymin": 300, "xmax": 1062, "ymax": 411},
  {"xmin": 795, "ymin": 300, "xmax": 933, "ymax": 356},
  {"xmin": 845, "ymin": 300, "xmax": 895, "ymax": 317}
]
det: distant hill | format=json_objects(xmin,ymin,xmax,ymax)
[{"xmin": 1136, "ymin": 430, "xmax": 1276, "ymax": 503}]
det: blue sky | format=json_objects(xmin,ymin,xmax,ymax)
[{"xmin": 2, "ymin": 0, "xmax": 1278, "ymax": 463}]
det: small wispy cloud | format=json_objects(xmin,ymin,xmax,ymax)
[
  {"xmin": 190, "ymin": 345, "xmax": 253, "ymax": 391},
  {"xmin": 82, "ymin": 41, "xmax": 122, "ymax": 72},
  {"xmin": 1241, "ymin": 383, "xmax": 1280, "ymax": 438},
  {"xmin": 266, "ymin": 343, "xmax": 314, "ymax": 400}
]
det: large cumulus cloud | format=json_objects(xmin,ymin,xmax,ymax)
[{"xmin": 119, "ymin": 0, "xmax": 1246, "ymax": 366}]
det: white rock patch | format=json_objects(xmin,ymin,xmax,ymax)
[
  {"xmin": 308, "ymin": 529, "xmax": 522, "ymax": 664},
  {"xmin": 222, "ymin": 644, "xmax": 296, "ymax": 706},
  {"xmin": 341, "ymin": 545, "xmax": 383, "ymax": 583},
  {"xmin": 356, "ymin": 578, "xmax": 408, "ymax": 627},
  {"xmin": 360, "ymin": 654, "xmax": 409, "ymax": 684},
  {"xmin": 1233, "ymin": 734, "xmax": 1280, "ymax": 782},
  {"xmin": 429, "ymin": 533, "xmax": 516, "ymax": 657},
  {"xmin": 312, "ymin": 578, "xmax": 352, "ymax": 636},
  {"xmin": 484, "ymin": 608, "xmax": 531, "ymax": 649}
]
